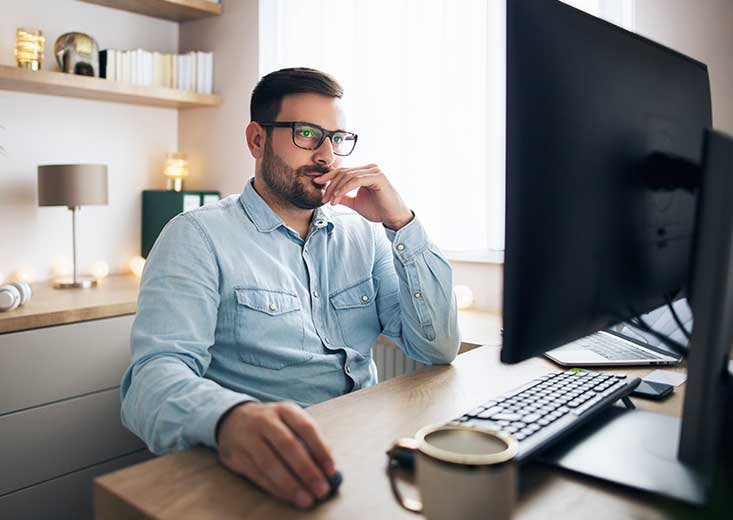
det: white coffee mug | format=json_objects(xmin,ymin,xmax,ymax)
[{"xmin": 387, "ymin": 423, "xmax": 518, "ymax": 520}]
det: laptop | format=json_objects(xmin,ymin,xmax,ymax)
[{"xmin": 545, "ymin": 299, "xmax": 691, "ymax": 367}]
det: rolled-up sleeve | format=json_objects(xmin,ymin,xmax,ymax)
[
  {"xmin": 120, "ymin": 214, "xmax": 255, "ymax": 454},
  {"xmin": 373, "ymin": 215, "xmax": 461, "ymax": 364}
]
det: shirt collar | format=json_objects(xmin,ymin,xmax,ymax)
[{"xmin": 239, "ymin": 178, "xmax": 334, "ymax": 234}]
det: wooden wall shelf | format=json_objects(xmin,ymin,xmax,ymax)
[
  {"xmin": 78, "ymin": 0, "xmax": 221, "ymax": 22},
  {"xmin": 0, "ymin": 65, "xmax": 220, "ymax": 109}
]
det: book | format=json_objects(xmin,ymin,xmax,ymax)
[
  {"xmin": 99, "ymin": 49, "xmax": 107, "ymax": 79},
  {"xmin": 167, "ymin": 54, "xmax": 176, "ymax": 88},
  {"xmin": 108, "ymin": 49, "xmax": 116, "ymax": 81},
  {"xmin": 114, "ymin": 50, "xmax": 120, "ymax": 82}
]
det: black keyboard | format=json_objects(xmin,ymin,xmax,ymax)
[{"xmin": 450, "ymin": 369, "xmax": 641, "ymax": 461}]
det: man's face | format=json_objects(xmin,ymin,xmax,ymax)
[{"xmin": 259, "ymin": 93, "xmax": 347, "ymax": 210}]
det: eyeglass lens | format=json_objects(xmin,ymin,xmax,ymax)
[{"xmin": 293, "ymin": 123, "xmax": 356, "ymax": 155}]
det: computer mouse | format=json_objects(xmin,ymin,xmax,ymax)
[{"xmin": 325, "ymin": 470, "xmax": 343, "ymax": 498}]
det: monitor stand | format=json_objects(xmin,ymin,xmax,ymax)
[{"xmin": 536, "ymin": 403, "xmax": 707, "ymax": 505}]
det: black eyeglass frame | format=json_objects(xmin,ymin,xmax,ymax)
[{"xmin": 258, "ymin": 121, "xmax": 359, "ymax": 156}]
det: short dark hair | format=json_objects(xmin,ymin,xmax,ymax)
[{"xmin": 250, "ymin": 67, "xmax": 344, "ymax": 123}]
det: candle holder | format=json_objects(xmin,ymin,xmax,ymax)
[
  {"xmin": 164, "ymin": 153, "xmax": 189, "ymax": 192},
  {"xmin": 15, "ymin": 28, "xmax": 45, "ymax": 71}
]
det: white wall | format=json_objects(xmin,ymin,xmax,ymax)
[
  {"xmin": 179, "ymin": 0, "xmax": 259, "ymax": 197},
  {"xmin": 635, "ymin": 0, "xmax": 733, "ymax": 134},
  {"xmin": 0, "ymin": 0, "xmax": 179, "ymax": 281}
]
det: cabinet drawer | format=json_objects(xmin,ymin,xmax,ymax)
[
  {"xmin": 0, "ymin": 449, "xmax": 151, "ymax": 520},
  {"xmin": 0, "ymin": 315, "xmax": 134, "ymax": 415},
  {"xmin": 0, "ymin": 387, "xmax": 144, "ymax": 496}
]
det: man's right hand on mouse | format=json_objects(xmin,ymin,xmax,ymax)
[{"xmin": 216, "ymin": 401, "xmax": 337, "ymax": 509}]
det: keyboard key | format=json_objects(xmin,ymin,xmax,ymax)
[
  {"xmin": 528, "ymin": 424, "xmax": 541, "ymax": 432},
  {"xmin": 477, "ymin": 406, "xmax": 504, "ymax": 419},
  {"xmin": 522, "ymin": 413, "xmax": 542, "ymax": 423},
  {"xmin": 520, "ymin": 428, "xmax": 535, "ymax": 436},
  {"xmin": 476, "ymin": 422, "xmax": 502, "ymax": 432},
  {"xmin": 513, "ymin": 422, "xmax": 527, "ymax": 429},
  {"xmin": 491, "ymin": 413, "xmax": 523, "ymax": 422}
]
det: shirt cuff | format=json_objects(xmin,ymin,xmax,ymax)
[
  {"xmin": 383, "ymin": 213, "xmax": 430, "ymax": 262},
  {"xmin": 191, "ymin": 389, "xmax": 258, "ymax": 451}
]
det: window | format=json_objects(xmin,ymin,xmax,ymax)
[{"xmin": 259, "ymin": 1, "xmax": 634, "ymax": 256}]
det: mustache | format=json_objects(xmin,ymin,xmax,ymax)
[{"xmin": 296, "ymin": 165, "xmax": 330, "ymax": 176}]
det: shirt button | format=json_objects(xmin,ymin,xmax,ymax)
[
  {"xmin": 396, "ymin": 243, "xmax": 405, "ymax": 252},
  {"xmin": 345, "ymin": 364, "xmax": 352, "ymax": 374},
  {"xmin": 361, "ymin": 295, "xmax": 369, "ymax": 302},
  {"xmin": 324, "ymin": 337, "xmax": 330, "ymax": 344},
  {"xmin": 414, "ymin": 292, "xmax": 422, "ymax": 299},
  {"xmin": 269, "ymin": 303, "xmax": 277, "ymax": 311},
  {"xmin": 312, "ymin": 290, "xmax": 319, "ymax": 298}
]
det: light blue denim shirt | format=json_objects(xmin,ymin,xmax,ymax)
[{"xmin": 121, "ymin": 178, "xmax": 460, "ymax": 454}]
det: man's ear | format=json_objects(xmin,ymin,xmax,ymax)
[{"xmin": 245, "ymin": 121, "xmax": 266, "ymax": 159}]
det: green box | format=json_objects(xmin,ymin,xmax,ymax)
[{"xmin": 141, "ymin": 190, "xmax": 221, "ymax": 258}]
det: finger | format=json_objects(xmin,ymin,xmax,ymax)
[
  {"xmin": 313, "ymin": 165, "xmax": 365, "ymax": 184},
  {"xmin": 229, "ymin": 450, "xmax": 299, "ymax": 506},
  {"xmin": 325, "ymin": 167, "xmax": 380, "ymax": 204},
  {"xmin": 331, "ymin": 173, "xmax": 382, "ymax": 205},
  {"xmin": 311, "ymin": 169, "xmax": 341, "ymax": 184},
  {"xmin": 262, "ymin": 416, "xmax": 331, "ymax": 499},
  {"xmin": 318, "ymin": 165, "xmax": 379, "ymax": 198},
  {"xmin": 320, "ymin": 170, "xmax": 349, "ymax": 202},
  {"xmin": 278, "ymin": 403, "xmax": 337, "ymax": 478},
  {"xmin": 248, "ymin": 436, "xmax": 314, "ymax": 509},
  {"xmin": 323, "ymin": 172, "xmax": 351, "ymax": 204},
  {"xmin": 338, "ymin": 194, "xmax": 357, "ymax": 210}
]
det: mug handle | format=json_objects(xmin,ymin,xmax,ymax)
[{"xmin": 386, "ymin": 438, "xmax": 423, "ymax": 514}]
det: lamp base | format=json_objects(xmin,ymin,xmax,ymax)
[{"xmin": 53, "ymin": 277, "xmax": 98, "ymax": 289}]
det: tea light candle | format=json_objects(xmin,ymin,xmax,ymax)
[{"xmin": 15, "ymin": 28, "xmax": 45, "ymax": 71}]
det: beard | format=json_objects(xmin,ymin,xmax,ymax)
[{"xmin": 260, "ymin": 139, "xmax": 330, "ymax": 210}]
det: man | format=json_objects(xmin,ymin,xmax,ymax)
[{"xmin": 121, "ymin": 67, "xmax": 460, "ymax": 509}]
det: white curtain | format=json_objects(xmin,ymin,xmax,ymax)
[{"xmin": 259, "ymin": 1, "xmax": 634, "ymax": 254}]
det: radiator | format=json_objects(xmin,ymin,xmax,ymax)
[{"xmin": 372, "ymin": 338, "xmax": 425, "ymax": 381}]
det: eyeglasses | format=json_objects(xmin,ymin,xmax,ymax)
[{"xmin": 258, "ymin": 121, "xmax": 358, "ymax": 156}]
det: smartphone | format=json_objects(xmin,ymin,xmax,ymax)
[{"xmin": 631, "ymin": 379, "xmax": 674, "ymax": 400}]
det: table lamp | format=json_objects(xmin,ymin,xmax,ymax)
[{"xmin": 38, "ymin": 164, "xmax": 108, "ymax": 289}]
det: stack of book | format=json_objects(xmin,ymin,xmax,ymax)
[{"xmin": 99, "ymin": 50, "xmax": 214, "ymax": 94}]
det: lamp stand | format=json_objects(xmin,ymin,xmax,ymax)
[{"xmin": 54, "ymin": 206, "xmax": 97, "ymax": 289}]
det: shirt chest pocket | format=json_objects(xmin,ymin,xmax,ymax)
[
  {"xmin": 329, "ymin": 276, "xmax": 382, "ymax": 354},
  {"xmin": 234, "ymin": 287, "xmax": 312, "ymax": 370}
]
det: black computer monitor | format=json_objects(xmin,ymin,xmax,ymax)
[
  {"xmin": 502, "ymin": 0, "xmax": 711, "ymax": 364},
  {"xmin": 501, "ymin": 0, "xmax": 732, "ymax": 506}
]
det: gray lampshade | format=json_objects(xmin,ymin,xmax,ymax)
[{"xmin": 37, "ymin": 164, "xmax": 108, "ymax": 207}]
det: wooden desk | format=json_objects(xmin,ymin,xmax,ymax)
[
  {"xmin": 0, "ymin": 274, "xmax": 139, "ymax": 334},
  {"xmin": 94, "ymin": 346, "xmax": 709, "ymax": 520}
]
